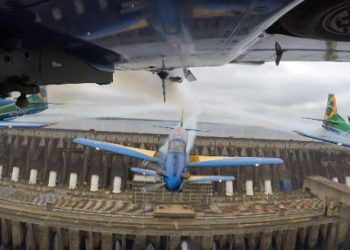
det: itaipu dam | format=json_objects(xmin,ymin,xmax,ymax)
[{"xmin": 0, "ymin": 119, "xmax": 349, "ymax": 250}]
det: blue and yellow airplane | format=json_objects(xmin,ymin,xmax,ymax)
[
  {"xmin": 74, "ymin": 114, "xmax": 283, "ymax": 192},
  {"xmin": 0, "ymin": 86, "xmax": 48, "ymax": 128},
  {"xmin": 295, "ymin": 94, "xmax": 350, "ymax": 147}
]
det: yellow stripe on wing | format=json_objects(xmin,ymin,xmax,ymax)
[
  {"xmin": 189, "ymin": 155, "xmax": 230, "ymax": 163},
  {"xmin": 122, "ymin": 145, "xmax": 157, "ymax": 158},
  {"xmin": 188, "ymin": 175, "xmax": 213, "ymax": 181}
]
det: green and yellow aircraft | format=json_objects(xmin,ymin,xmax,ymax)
[
  {"xmin": 295, "ymin": 94, "xmax": 350, "ymax": 147},
  {"xmin": 0, "ymin": 86, "xmax": 48, "ymax": 128}
]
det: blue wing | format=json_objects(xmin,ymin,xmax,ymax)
[
  {"xmin": 0, "ymin": 122, "xmax": 48, "ymax": 128},
  {"xmin": 294, "ymin": 130, "xmax": 350, "ymax": 147},
  {"xmin": 73, "ymin": 138, "xmax": 160, "ymax": 163},
  {"xmin": 187, "ymin": 156, "xmax": 283, "ymax": 168},
  {"xmin": 187, "ymin": 175, "xmax": 235, "ymax": 183},
  {"xmin": 130, "ymin": 167, "xmax": 161, "ymax": 177}
]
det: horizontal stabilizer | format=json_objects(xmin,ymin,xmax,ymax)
[
  {"xmin": 185, "ymin": 128, "xmax": 209, "ymax": 132},
  {"xmin": 0, "ymin": 122, "xmax": 48, "ymax": 128},
  {"xmin": 153, "ymin": 125, "xmax": 208, "ymax": 132},
  {"xmin": 294, "ymin": 130, "xmax": 350, "ymax": 147},
  {"xmin": 130, "ymin": 167, "xmax": 161, "ymax": 177},
  {"xmin": 187, "ymin": 156, "xmax": 283, "ymax": 168},
  {"xmin": 153, "ymin": 125, "xmax": 175, "ymax": 130},
  {"xmin": 73, "ymin": 138, "xmax": 160, "ymax": 163},
  {"xmin": 302, "ymin": 117, "xmax": 340, "ymax": 124},
  {"xmin": 187, "ymin": 175, "xmax": 235, "ymax": 183}
]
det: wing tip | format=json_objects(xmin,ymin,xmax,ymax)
[
  {"xmin": 73, "ymin": 137, "xmax": 88, "ymax": 143},
  {"xmin": 275, "ymin": 158, "xmax": 284, "ymax": 165},
  {"xmin": 257, "ymin": 157, "xmax": 284, "ymax": 165}
]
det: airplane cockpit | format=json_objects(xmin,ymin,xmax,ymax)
[{"xmin": 168, "ymin": 139, "xmax": 186, "ymax": 153}]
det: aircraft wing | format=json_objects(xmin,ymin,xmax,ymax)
[
  {"xmin": 130, "ymin": 167, "xmax": 161, "ymax": 177},
  {"xmin": 187, "ymin": 175, "xmax": 235, "ymax": 183},
  {"xmin": 294, "ymin": 131, "xmax": 350, "ymax": 147},
  {"xmin": 82, "ymin": 17, "xmax": 149, "ymax": 41},
  {"xmin": 0, "ymin": 122, "xmax": 48, "ymax": 128},
  {"xmin": 233, "ymin": 34, "xmax": 350, "ymax": 65},
  {"xmin": 187, "ymin": 156, "xmax": 283, "ymax": 168},
  {"xmin": 3, "ymin": 0, "xmax": 350, "ymax": 103},
  {"xmin": 73, "ymin": 138, "xmax": 160, "ymax": 163}
]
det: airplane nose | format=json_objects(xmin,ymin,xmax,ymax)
[
  {"xmin": 165, "ymin": 178, "xmax": 181, "ymax": 191},
  {"xmin": 167, "ymin": 180, "xmax": 175, "ymax": 188}
]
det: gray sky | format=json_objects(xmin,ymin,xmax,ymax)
[{"xmin": 18, "ymin": 61, "xmax": 350, "ymax": 134}]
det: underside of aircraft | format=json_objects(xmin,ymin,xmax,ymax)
[{"xmin": 0, "ymin": 0, "xmax": 349, "ymax": 103}]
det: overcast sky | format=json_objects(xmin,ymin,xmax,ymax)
[{"xmin": 18, "ymin": 61, "xmax": 350, "ymax": 134}]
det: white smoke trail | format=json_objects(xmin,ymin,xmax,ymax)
[
  {"xmin": 119, "ymin": 68, "xmax": 202, "ymax": 155},
  {"xmin": 168, "ymin": 69, "xmax": 202, "ymax": 154},
  {"xmin": 156, "ymin": 69, "xmax": 202, "ymax": 155},
  {"xmin": 156, "ymin": 77, "xmax": 201, "ymax": 155},
  {"xmin": 19, "ymin": 70, "xmax": 203, "ymax": 143}
]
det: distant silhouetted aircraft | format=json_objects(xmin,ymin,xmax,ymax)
[
  {"xmin": 295, "ymin": 94, "xmax": 350, "ymax": 147},
  {"xmin": 74, "ymin": 112, "xmax": 283, "ymax": 192}
]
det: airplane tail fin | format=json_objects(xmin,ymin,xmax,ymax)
[
  {"xmin": 322, "ymin": 94, "xmax": 349, "ymax": 132},
  {"xmin": 324, "ymin": 94, "xmax": 338, "ymax": 121}
]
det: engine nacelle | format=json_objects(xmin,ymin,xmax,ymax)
[{"xmin": 0, "ymin": 48, "xmax": 113, "ymax": 96}]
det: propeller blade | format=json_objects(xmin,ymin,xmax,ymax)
[
  {"xmin": 183, "ymin": 68, "xmax": 197, "ymax": 81},
  {"xmin": 162, "ymin": 79, "xmax": 166, "ymax": 103},
  {"xmin": 141, "ymin": 183, "xmax": 164, "ymax": 193},
  {"xmin": 275, "ymin": 42, "xmax": 284, "ymax": 66}
]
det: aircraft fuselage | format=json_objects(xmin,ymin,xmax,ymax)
[
  {"xmin": 0, "ymin": 0, "xmax": 298, "ymax": 71},
  {"xmin": 162, "ymin": 127, "xmax": 188, "ymax": 191}
]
